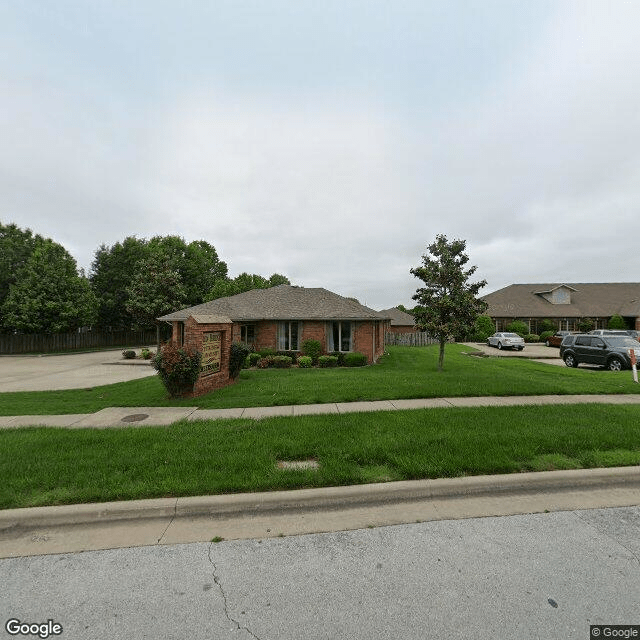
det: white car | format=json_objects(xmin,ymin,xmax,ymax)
[{"xmin": 487, "ymin": 332, "xmax": 525, "ymax": 350}]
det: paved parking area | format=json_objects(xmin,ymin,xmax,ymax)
[
  {"xmin": 0, "ymin": 349, "xmax": 157, "ymax": 392},
  {"xmin": 462, "ymin": 342, "xmax": 561, "ymax": 359}
]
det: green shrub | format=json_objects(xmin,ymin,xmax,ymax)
[
  {"xmin": 152, "ymin": 343, "xmax": 202, "ymax": 397},
  {"xmin": 525, "ymin": 334, "xmax": 539, "ymax": 343},
  {"xmin": 608, "ymin": 314, "xmax": 627, "ymax": 330},
  {"xmin": 540, "ymin": 331, "xmax": 554, "ymax": 343},
  {"xmin": 329, "ymin": 351, "xmax": 346, "ymax": 366},
  {"xmin": 272, "ymin": 355, "xmax": 293, "ymax": 368},
  {"xmin": 297, "ymin": 355, "xmax": 313, "ymax": 368},
  {"xmin": 318, "ymin": 355, "xmax": 339, "ymax": 368},
  {"xmin": 122, "ymin": 350, "xmax": 136, "ymax": 359},
  {"xmin": 248, "ymin": 353, "xmax": 262, "ymax": 367},
  {"xmin": 505, "ymin": 321, "xmax": 529, "ymax": 337},
  {"xmin": 277, "ymin": 350, "xmax": 298, "ymax": 361},
  {"xmin": 470, "ymin": 315, "xmax": 495, "ymax": 341},
  {"xmin": 140, "ymin": 347, "xmax": 154, "ymax": 360},
  {"xmin": 302, "ymin": 339, "xmax": 322, "ymax": 364},
  {"xmin": 230, "ymin": 342, "xmax": 251, "ymax": 379},
  {"xmin": 258, "ymin": 348, "xmax": 277, "ymax": 357},
  {"xmin": 344, "ymin": 352, "xmax": 367, "ymax": 367},
  {"xmin": 257, "ymin": 356, "xmax": 274, "ymax": 368},
  {"xmin": 538, "ymin": 319, "xmax": 555, "ymax": 334},
  {"xmin": 578, "ymin": 317, "xmax": 595, "ymax": 332}
]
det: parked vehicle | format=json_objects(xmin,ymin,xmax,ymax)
[
  {"xmin": 559, "ymin": 334, "xmax": 640, "ymax": 371},
  {"xmin": 545, "ymin": 331, "xmax": 573, "ymax": 347},
  {"xmin": 589, "ymin": 329, "xmax": 629, "ymax": 336},
  {"xmin": 487, "ymin": 332, "xmax": 525, "ymax": 350}
]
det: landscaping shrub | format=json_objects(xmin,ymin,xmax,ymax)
[
  {"xmin": 329, "ymin": 351, "xmax": 346, "ymax": 366},
  {"xmin": 297, "ymin": 355, "xmax": 313, "ymax": 368},
  {"xmin": 257, "ymin": 348, "xmax": 277, "ymax": 357},
  {"xmin": 140, "ymin": 347, "xmax": 153, "ymax": 360},
  {"xmin": 152, "ymin": 342, "xmax": 202, "ymax": 397},
  {"xmin": 122, "ymin": 350, "xmax": 136, "ymax": 359},
  {"xmin": 525, "ymin": 334, "xmax": 539, "ymax": 343},
  {"xmin": 272, "ymin": 355, "xmax": 293, "ymax": 368},
  {"xmin": 257, "ymin": 356, "xmax": 274, "ymax": 368},
  {"xmin": 469, "ymin": 315, "xmax": 495, "ymax": 341},
  {"xmin": 277, "ymin": 350, "xmax": 298, "ymax": 361},
  {"xmin": 505, "ymin": 320, "xmax": 529, "ymax": 337},
  {"xmin": 540, "ymin": 331, "xmax": 554, "ymax": 343},
  {"xmin": 538, "ymin": 319, "xmax": 555, "ymax": 334},
  {"xmin": 608, "ymin": 314, "xmax": 627, "ymax": 330},
  {"xmin": 230, "ymin": 342, "xmax": 251, "ymax": 379},
  {"xmin": 318, "ymin": 355, "xmax": 339, "ymax": 368},
  {"xmin": 248, "ymin": 353, "xmax": 262, "ymax": 367},
  {"xmin": 302, "ymin": 339, "xmax": 322, "ymax": 364},
  {"xmin": 344, "ymin": 352, "xmax": 367, "ymax": 367},
  {"xmin": 578, "ymin": 317, "xmax": 595, "ymax": 332}
]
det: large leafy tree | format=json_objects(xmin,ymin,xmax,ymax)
[
  {"xmin": 0, "ymin": 223, "xmax": 45, "ymax": 329},
  {"xmin": 125, "ymin": 253, "xmax": 187, "ymax": 331},
  {"xmin": 205, "ymin": 272, "xmax": 290, "ymax": 301},
  {"xmin": 410, "ymin": 235, "xmax": 487, "ymax": 371},
  {"xmin": 2, "ymin": 239, "xmax": 97, "ymax": 333},
  {"xmin": 90, "ymin": 236, "xmax": 149, "ymax": 330}
]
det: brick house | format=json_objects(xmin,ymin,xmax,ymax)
[
  {"xmin": 378, "ymin": 307, "xmax": 416, "ymax": 334},
  {"xmin": 159, "ymin": 285, "xmax": 390, "ymax": 364},
  {"xmin": 482, "ymin": 283, "xmax": 640, "ymax": 333}
]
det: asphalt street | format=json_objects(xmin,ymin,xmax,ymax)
[{"xmin": 2, "ymin": 506, "xmax": 639, "ymax": 640}]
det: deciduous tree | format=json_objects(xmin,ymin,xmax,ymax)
[{"xmin": 410, "ymin": 235, "xmax": 487, "ymax": 371}]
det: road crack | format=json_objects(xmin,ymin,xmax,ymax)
[
  {"xmin": 156, "ymin": 498, "xmax": 178, "ymax": 544},
  {"xmin": 207, "ymin": 541, "xmax": 262, "ymax": 639}
]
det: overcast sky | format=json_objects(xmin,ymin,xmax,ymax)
[{"xmin": 2, "ymin": 1, "xmax": 639, "ymax": 309}]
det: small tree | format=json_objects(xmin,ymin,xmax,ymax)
[
  {"xmin": 578, "ymin": 317, "xmax": 595, "ymax": 332},
  {"xmin": 410, "ymin": 235, "xmax": 487, "ymax": 371},
  {"xmin": 471, "ymin": 315, "xmax": 495, "ymax": 341},
  {"xmin": 608, "ymin": 314, "xmax": 627, "ymax": 330}
]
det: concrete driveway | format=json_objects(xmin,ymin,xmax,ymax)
[
  {"xmin": 0, "ymin": 349, "xmax": 158, "ymax": 392},
  {"xmin": 463, "ymin": 341, "xmax": 565, "ymax": 365}
]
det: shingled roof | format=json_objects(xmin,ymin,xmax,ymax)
[
  {"xmin": 378, "ymin": 307, "xmax": 416, "ymax": 327},
  {"xmin": 159, "ymin": 285, "xmax": 390, "ymax": 322},
  {"xmin": 483, "ymin": 283, "xmax": 640, "ymax": 318}
]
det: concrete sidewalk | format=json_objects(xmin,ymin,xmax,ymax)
[{"xmin": 2, "ymin": 393, "xmax": 640, "ymax": 428}]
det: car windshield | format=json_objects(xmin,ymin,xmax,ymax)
[
  {"xmin": 606, "ymin": 337, "xmax": 639, "ymax": 348},
  {"xmin": 503, "ymin": 333, "xmax": 520, "ymax": 338}
]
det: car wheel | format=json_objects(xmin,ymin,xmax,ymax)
[
  {"xmin": 497, "ymin": 342, "xmax": 503, "ymax": 350},
  {"xmin": 518, "ymin": 346, "xmax": 524, "ymax": 351},
  {"xmin": 545, "ymin": 340, "xmax": 550, "ymax": 347},
  {"xmin": 564, "ymin": 353, "xmax": 578, "ymax": 368},
  {"xmin": 608, "ymin": 357, "xmax": 623, "ymax": 372}
]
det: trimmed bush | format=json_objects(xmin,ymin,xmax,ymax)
[
  {"xmin": 140, "ymin": 348, "xmax": 154, "ymax": 360},
  {"xmin": 525, "ymin": 334, "xmax": 539, "ymax": 343},
  {"xmin": 248, "ymin": 353, "xmax": 262, "ymax": 367},
  {"xmin": 470, "ymin": 315, "xmax": 495, "ymax": 342},
  {"xmin": 230, "ymin": 342, "xmax": 251, "ymax": 379},
  {"xmin": 152, "ymin": 343, "xmax": 202, "ymax": 397},
  {"xmin": 318, "ymin": 355, "xmax": 339, "ymax": 368},
  {"xmin": 302, "ymin": 339, "xmax": 322, "ymax": 364},
  {"xmin": 257, "ymin": 356, "xmax": 274, "ymax": 368},
  {"xmin": 272, "ymin": 355, "xmax": 293, "ymax": 368},
  {"xmin": 257, "ymin": 348, "xmax": 277, "ymax": 357},
  {"xmin": 578, "ymin": 317, "xmax": 595, "ymax": 332},
  {"xmin": 608, "ymin": 314, "xmax": 627, "ymax": 330},
  {"xmin": 344, "ymin": 352, "xmax": 367, "ymax": 367},
  {"xmin": 540, "ymin": 331, "xmax": 554, "ymax": 343},
  {"xmin": 505, "ymin": 320, "xmax": 529, "ymax": 337},
  {"xmin": 538, "ymin": 319, "xmax": 555, "ymax": 334},
  {"xmin": 122, "ymin": 350, "xmax": 136, "ymax": 359},
  {"xmin": 297, "ymin": 355, "xmax": 313, "ymax": 368},
  {"xmin": 329, "ymin": 351, "xmax": 346, "ymax": 367}
]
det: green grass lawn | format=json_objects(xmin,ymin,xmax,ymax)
[
  {"xmin": 2, "ymin": 403, "xmax": 639, "ymax": 509},
  {"xmin": 1, "ymin": 344, "xmax": 638, "ymax": 416}
]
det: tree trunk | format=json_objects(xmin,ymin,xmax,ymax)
[{"xmin": 438, "ymin": 338, "xmax": 446, "ymax": 371}]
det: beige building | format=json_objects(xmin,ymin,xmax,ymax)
[{"xmin": 482, "ymin": 283, "xmax": 640, "ymax": 333}]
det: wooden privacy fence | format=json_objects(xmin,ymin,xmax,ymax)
[
  {"xmin": 385, "ymin": 332, "xmax": 438, "ymax": 347},
  {"xmin": 0, "ymin": 330, "xmax": 160, "ymax": 354}
]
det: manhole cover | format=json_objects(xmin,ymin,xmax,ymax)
[
  {"xmin": 121, "ymin": 413, "xmax": 150, "ymax": 423},
  {"xmin": 276, "ymin": 459, "xmax": 320, "ymax": 470}
]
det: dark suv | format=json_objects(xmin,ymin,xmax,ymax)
[{"xmin": 559, "ymin": 333, "xmax": 640, "ymax": 371}]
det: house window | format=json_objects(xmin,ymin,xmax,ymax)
[
  {"xmin": 277, "ymin": 322, "xmax": 301, "ymax": 351},
  {"xmin": 240, "ymin": 324, "xmax": 256, "ymax": 344},
  {"xmin": 177, "ymin": 322, "xmax": 185, "ymax": 346},
  {"xmin": 331, "ymin": 321, "xmax": 352, "ymax": 352}
]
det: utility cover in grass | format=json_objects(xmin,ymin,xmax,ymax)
[{"xmin": 276, "ymin": 459, "xmax": 320, "ymax": 470}]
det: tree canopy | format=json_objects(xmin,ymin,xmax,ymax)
[
  {"xmin": 410, "ymin": 234, "xmax": 487, "ymax": 370},
  {"xmin": 2, "ymin": 239, "xmax": 97, "ymax": 333}
]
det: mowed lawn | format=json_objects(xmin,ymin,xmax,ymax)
[
  {"xmin": 1, "ymin": 403, "xmax": 640, "ymax": 509},
  {"xmin": 1, "ymin": 344, "xmax": 639, "ymax": 416}
]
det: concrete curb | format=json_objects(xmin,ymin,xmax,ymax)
[{"xmin": 2, "ymin": 466, "xmax": 639, "ymax": 530}]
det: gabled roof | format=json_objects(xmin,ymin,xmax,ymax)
[
  {"xmin": 378, "ymin": 307, "xmax": 416, "ymax": 327},
  {"xmin": 159, "ymin": 285, "xmax": 390, "ymax": 322},
  {"xmin": 483, "ymin": 283, "xmax": 640, "ymax": 318}
]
